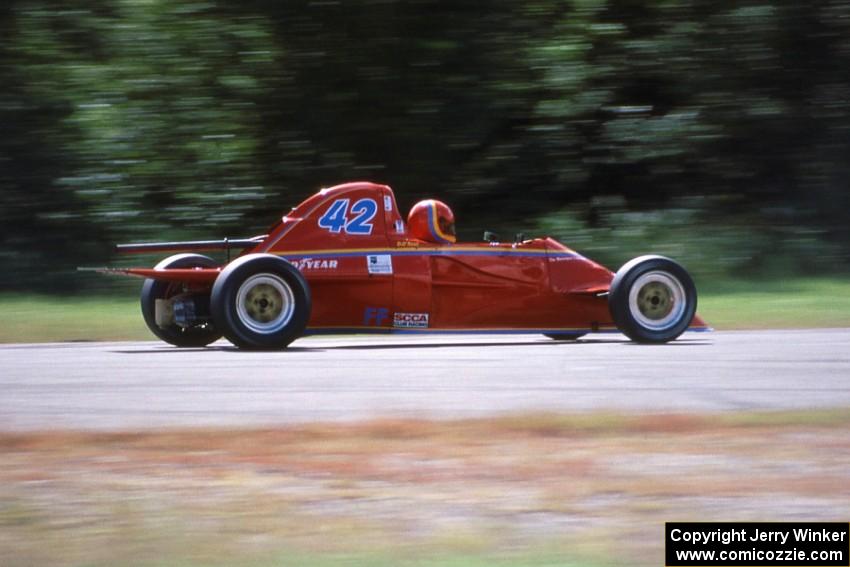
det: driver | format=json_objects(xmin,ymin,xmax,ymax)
[{"xmin": 407, "ymin": 199, "xmax": 456, "ymax": 243}]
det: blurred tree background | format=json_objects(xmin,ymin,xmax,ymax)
[{"xmin": 1, "ymin": 0, "xmax": 849, "ymax": 291}]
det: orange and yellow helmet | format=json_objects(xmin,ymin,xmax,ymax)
[{"xmin": 407, "ymin": 199, "xmax": 456, "ymax": 243}]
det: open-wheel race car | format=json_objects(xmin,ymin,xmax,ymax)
[{"xmin": 103, "ymin": 181, "xmax": 709, "ymax": 349}]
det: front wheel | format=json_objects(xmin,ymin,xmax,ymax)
[
  {"xmin": 210, "ymin": 254, "xmax": 311, "ymax": 350},
  {"xmin": 608, "ymin": 255, "xmax": 697, "ymax": 344}
]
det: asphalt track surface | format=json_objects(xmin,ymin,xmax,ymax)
[{"xmin": 1, "ymin": 329, "xmax": 849, "ymax": 431}]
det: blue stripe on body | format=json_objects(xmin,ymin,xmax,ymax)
[{"xmin": 280, "ymin": 250, "xmax": 578, "ymax": 260}]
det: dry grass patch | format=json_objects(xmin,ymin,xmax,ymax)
[{"xmin": 1, "ymin": 410, "xmax": 849, "ymax": 567}]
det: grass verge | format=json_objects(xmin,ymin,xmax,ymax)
[
  {"xmin": 1, "ymin": 277, "xmax": 849, "ymax": 343},
  {"xmin": 1, "ymin": 409, "xmax": 848, "ymax": 567},
  {"xmin": 0, "ymin": 294, "xmax": 149, "ymax": 343},
  {"xmin": 698, "ymin": 277, "xmax": 850, "ymax": 330}
]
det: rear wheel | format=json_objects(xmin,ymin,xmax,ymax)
[
  {"xmin": 608, "ymin": 255, "xmax": 697, "ymax": 343},
  {"xmin": 140, "ymin": 253, "xmax": 222, "ymax": 347},
  {"xmin": 210, "ymin": 254, "xmax": 311, "ymax": 350}
]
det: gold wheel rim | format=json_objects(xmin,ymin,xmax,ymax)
[{"xmin": 235, "ymin": 274, "xmax": 295, "ymax": 333}]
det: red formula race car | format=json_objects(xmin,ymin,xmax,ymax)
[{"xmin": 105, "ymin": 181, "xmax": 709, "ymax": 349}]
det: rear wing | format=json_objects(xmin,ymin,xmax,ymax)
[
  {"xmin": 114, "ymin": 236, "xmax": 267, "ymax": 257},
  {"xmin": 78, "ymin": 235, "xmax": 267, "ymax": 282}
]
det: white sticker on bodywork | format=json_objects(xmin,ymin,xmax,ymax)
[
  {"xmin": 384, "ymin": 195, "xmax": 392, "ymax": 211},
  {"xmin": 394, "ymin": 219, "xmax": 405, "ymax": 234},
  {"xmin": 367, "ymin": 254, "xmax": 393, "ymax": 275},
  {"xmin": 393, "ymin": 312, "xmax": 429, "ymax": 328}
]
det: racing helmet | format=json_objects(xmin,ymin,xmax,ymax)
[{"xmin": 407, "ymin": 199, "xmax": 456, "ymax": 243}]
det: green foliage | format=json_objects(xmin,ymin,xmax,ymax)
[
  {"xmin": 1, "ymin": 0, "xmax": 849, "ymax": 291},
  {"xmin": 537, "ymin": 197, "xmax": 844, "ymax": 280}
]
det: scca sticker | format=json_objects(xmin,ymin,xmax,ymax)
[{"xmin": 393, "ymin": 312, "xmax": 429, "ymax": 329}]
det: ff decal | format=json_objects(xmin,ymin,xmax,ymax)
[{"xmin": 363, "ymin": 307, "xmax": 389, "ymax": 326}]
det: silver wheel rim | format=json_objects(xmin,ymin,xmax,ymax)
[
  {"xmin": 235, "ymin": 273, "xmax": 295, "ymax": 334},
  {"xmin": 628, "ymin": 271, "xmax": 686, "ymax": 331}
]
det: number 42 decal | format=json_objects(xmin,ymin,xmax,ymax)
[{"xmin": 318, "ymin": 198, "xmax": 378, "ymax": 235}]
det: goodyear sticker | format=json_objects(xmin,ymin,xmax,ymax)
[
  {"xmin": 393, "ymin": 312, "xmax": 429, "ymax": 328},
  {"xmin": 367, "ymin": 254, "xmax": 393, "ymax": 275},
  {"xmin": 290, "ymin": 257, "xmax": 338, "ymax": 270}
]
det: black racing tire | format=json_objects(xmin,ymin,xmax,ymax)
[
  {"xmin": 544, "ymin": 333, "xmax": 586, "ymax": 341},
  {"xmin": 141, "ymin": 253, "xmax": 222, "ymax": 347},
  {"xmin": 210, "ymin": 254, "xmax": 311, "ymax": 350},
  {"xmin": 608, "ymin": 255, "xmax": 697, "ymax": 344}
]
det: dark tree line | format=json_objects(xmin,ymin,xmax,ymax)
[{"xmin": 2, "ymin": 0, "xmax": 849, "ymax": 290}]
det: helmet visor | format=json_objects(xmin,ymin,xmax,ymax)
[{"xmin": 438, "ymin": 216, "xmax": 456, "ymax": 237}]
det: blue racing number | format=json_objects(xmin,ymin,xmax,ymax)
[
  {"xmin": 318, "ymin": 198, "xmax": 377, "ymax": 235},
  {"xmin": 347, "ymin": 199, "xmax": 378, "ymax": 235},
  {"xmin": 317, "ymin": 199, "xmax": 349, "ymax": 233}
]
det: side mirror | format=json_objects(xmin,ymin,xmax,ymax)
[{"xmin": 483, "ymin": 231, "xmax": 499, "ymax": 243}]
